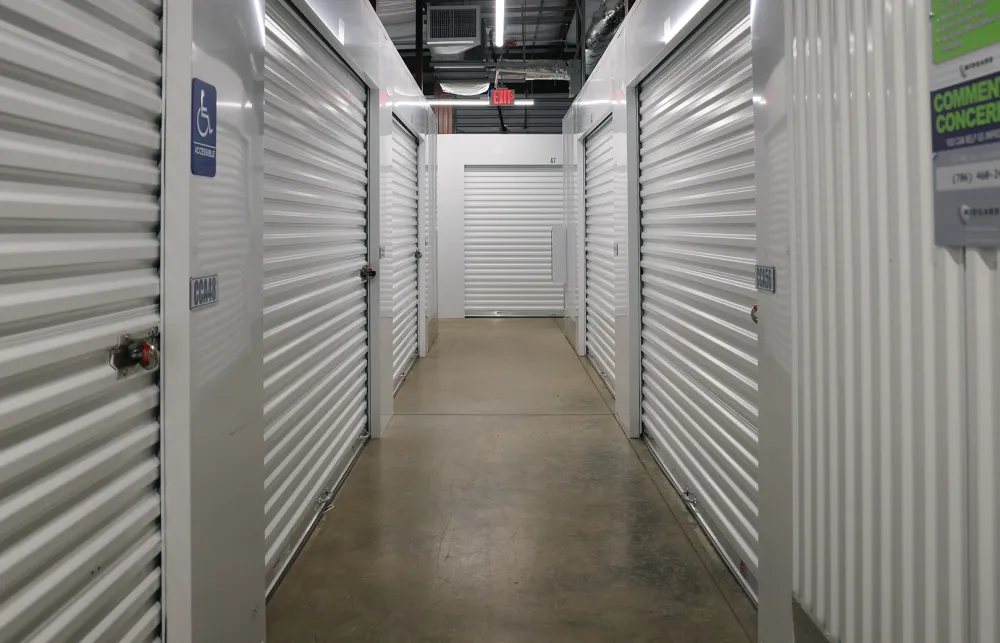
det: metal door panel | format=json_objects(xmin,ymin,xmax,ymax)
[
  {"xmin": 264, "ymin": 0, "xmax": 369, "ymax": 592},
  {"xmin": 585, "ymin": 119, "xmax": 616, "ymax": 392},
  {"xmin": 0, "ymin": 1, "xmax": 163, "ymax": 640},
  {"xmin": 390, "ymin": 119, "xmax": 419, "ymax": 391},
  {"xmin": 638, "ymin": 0, "xmax": 758, "ymax": 596},
  {"xmin": 463, "ymin": 166, "xmax": 565, "ymax": 317}
]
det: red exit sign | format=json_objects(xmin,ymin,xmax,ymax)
[{"xmin": 490, "ymin": 88, "xmax": 515, "ymax": 106}]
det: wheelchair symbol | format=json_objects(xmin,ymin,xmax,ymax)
[{"xmin": 197, "ymin": 89, "xmax": 213, "ymax": 138}]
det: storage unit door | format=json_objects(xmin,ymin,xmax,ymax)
[
  {"xmin": 584, "ymin": 120, "xmax": 616, "ymax": 392},
  {"xmin": 390, "ymin": 119, "xmax": 419, "ymax": 391},
  {"xmin": 263, "ymin": 0, "xmax": 370, "ymax": 592},
  {"xmin": 0, "ymin": 2, "xmax": 164, "ymax": 641},
  {"xmin": 423, "ymin": 160, "xmax": 431, "ymax": 334},
  {"xmin": 638, "ymin": 0, "xmax": 758, "ymax": 595},
  {"xmin": 464, "ymin": 166, "xmax": 565, "ymax": 316}
]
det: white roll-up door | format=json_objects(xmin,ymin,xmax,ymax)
[
  {"xmin": 423, "ymin": 161, "xmax": 431, "ymax": 337},
  {"xmin": 584, "ymin": 120, "xmax": 616, "ymax": 392},
  {"xmin": 638, "ymin": 0, "xmax": 758, "ymax": 596},
  {"xmin": 390, "ymin": 119, "xmax": 419, "ymax": 391},
  {"xmin": 0, "ymin": 2, "xmax": 163, "ymax": 641},
  {"xmin": 263, "ymin": 0, "xmax": 370, "ymax": 592},
  {"xmin": 463, "ymin": 166, "xmax": 565, "ymax": 317}
]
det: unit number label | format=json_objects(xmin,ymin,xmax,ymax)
[
  {"xmin": 190, "ymin": 274, "xmax": 219, "ymax": 310},
  {"xmin": 755, "ymin": 265, "xmax": 776, "ymax": 293}
]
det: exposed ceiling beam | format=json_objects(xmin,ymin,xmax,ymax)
[{"xmin": 556, "ymin": 0, "xmax": 579, "ymax": 43}]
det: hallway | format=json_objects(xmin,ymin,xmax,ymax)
[{"xmin": 266, "ymin": 319, "xmax": 757, "ymax": 642}]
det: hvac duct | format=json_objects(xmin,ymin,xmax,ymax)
[
  {"xmin": 500, "ymin": 62, "xmax": 572, "ymax": 82},
  {"xmin": 434, "ymin": 61, "xmax": 573, "ymax": 83},
  {"xmin": 584, "ymin": 0, "xmax": 626, "ymax": 76}
]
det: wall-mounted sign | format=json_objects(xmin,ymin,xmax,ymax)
[
  {"xmin": 191, "ymin": 78, "xmax": 217, "ymax": 177},
  {"xmin": 190, "ymin": 274, "xmax": 219, "ymax": 310},
  {"xmin": 931, "ymin": 1, "xmax": 1000, "ymax": 246},
  {"xmin": 490, "ymin": 87, "xmax": 515, "ymax": 107}
]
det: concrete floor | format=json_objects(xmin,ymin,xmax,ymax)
[{"xmin": 267, "ymin": 319, "xmax": 757, "ymax": 642}]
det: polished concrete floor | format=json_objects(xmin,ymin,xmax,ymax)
[{"xmin": 267, "ymin": 319, "xmax": 757, "ymax": 642}]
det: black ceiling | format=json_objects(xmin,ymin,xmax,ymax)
[{"xmin": 376, "ymin": 0, "xmax": 583, "ymax": 98}]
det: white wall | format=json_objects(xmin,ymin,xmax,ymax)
[
  {"xmin": 162, "ymin": 0, "xmax": 436, "ymax": 636},
  {"xmin": 437, "ymin": 134, "xmax": 564, "ymax": 319}
]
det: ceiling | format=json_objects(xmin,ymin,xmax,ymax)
[
  {"xmin": 453, "ymin": 97, "xmax": 573, "ymax": 134},
  {"xmin": 377, "ymin": 0, "xmax": 589, "ymax": 100}
]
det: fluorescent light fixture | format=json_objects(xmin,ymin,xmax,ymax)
[
  {"xmin": 424, "ymin": 99, "xmax": 535, "ymax": 107},
  {"xmin": 495, "ymin": 0, "xmax": 505, "ymax": 47},
  {"xmin": 426, "ymin": 99, "xmax": 493, "ymax": 106}
]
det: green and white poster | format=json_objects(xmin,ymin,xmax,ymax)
[
  {"xmin": 933, "ymin": 0, "xmax": 1000, "ymax": 63},
  {"xmin": 932, "ymin": 0, "xmax": 1000, "ymax": 245}
]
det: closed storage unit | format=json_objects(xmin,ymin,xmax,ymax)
[
  {"xmin": 0, "ymin": 1, "xmax": 164, "ymax": 640},
  {"xmin": 423, "ymin": 160, "xmax": 432, "ymax": 338},
  {"xmin": 263, "ymin": 0, "xmax": 370, "ymax": 592},
  {"xmin": 390, "ymin": 119, "xmax": 419, "ymax": 391},
  {"xmin": 637, "ymin": 0, "xmax": 758, "ymax": 596},
  {"xmin": 584, "ymin": 120, "xmax": 616, "ymax": 392},
  {"xmin": 464, "ymin": 166, "xmax": 565, "ymax": 316}
]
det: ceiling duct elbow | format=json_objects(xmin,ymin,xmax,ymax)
[{"xmin": 584, "ymin": 0, "xmax": 627, "ymax": 76}]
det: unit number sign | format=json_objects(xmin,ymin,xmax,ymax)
[{"xmin": 755, "ymin": 265, "xmax": 776, "ymax": 293}]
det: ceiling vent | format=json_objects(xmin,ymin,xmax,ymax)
[{"xmin": 427, "ymin": 5, "xmax": 481, "ymax": 56}]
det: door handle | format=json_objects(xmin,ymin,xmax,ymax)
[{"xmin": 110, "ymin": 330, "xmax": 160, "ymax": 379}]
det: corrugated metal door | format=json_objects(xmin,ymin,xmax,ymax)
[
  {"xmin": 637, "ymin": 0, "xmax": 758, "ymax": 596},
  {"xmin": 464, "ymin": 166, "xmax": 565, "ymax": 316},
  {"xmin": 263, "ymin": 0, "xmax": 370, "ymax": 592},
  {"xmin": 584, "ymin": 120, "xmax": 616, "ymax": 391},
  {"xmin": 390, "ymin": 118, "xmax": 419, "ymax": 391},
  {"xmin": 0, "ymin": 2, "xmax": 164, "ymax": 641},
  {"xmin": 423, "ymin": 161, "xmax": 431, "ymax": 339}
]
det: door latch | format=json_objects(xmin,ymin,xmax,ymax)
[
  {"xmin": 750, "ymin": 304, "xmax": 759, "ymax": 325},
  {"xmin": 414, "ymin": 249, "xmax": 423, "ymax": 260},
  {"xmin": 109, "ymin": 330, "xmax": 160, "ymax": 379},
  {"xmin": 359, "ymin": 265, "xmax": 377, "ymax": 282}
]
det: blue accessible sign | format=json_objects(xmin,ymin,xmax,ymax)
[{"xmin": 191, "ymin": 78, "xmax": 217, "ymax": 177}]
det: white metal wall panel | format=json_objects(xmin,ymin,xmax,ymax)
[
  {"xmin": 584, "ymin": 120, "xmax": 616, "ymax": 390},
  {"xmin": 464, "ymin": 166, "xmax": 565, "ymax": 316},
  {"xmin": 0, "ymin": 1, "xmax": 163, "ymax": 641},
  {"xmin": 390, "ymin": 119, "xmax": 419, "ymax": 390},
  {"xmin": 789, "ymin": 1, "xmax": 969, "ymax": 641},
  {"xmin": 638, "ymin": 0, "xmax": 758, "ymax": 595},
  {"xmin": 263, "ymin": 0, "xmax": 369, "ymax": 591},
  {"xmin": 969, "ymin": 248, "xmax": 999, "ymax": 643}
]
